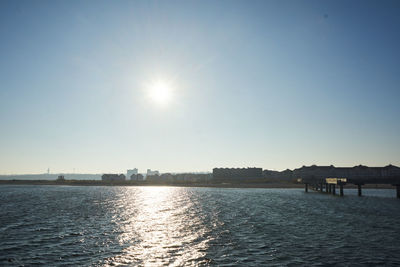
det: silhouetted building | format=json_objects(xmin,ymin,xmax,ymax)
[
  {"xmin": 57, "ymin": 175, "xmax": 65, "ymax": 181},
  {"xmin": 147, "ymin": 169, "xmax": 159, "ymax": 176},
  {"xmin": 293, "ymin": 164, "xmax": 400, "ymax": 181},
  {"xmin": 146, "ymin": 173, "xmax": 161, "ymax": 182},
  {"xmin": 213, "ymin": 167, "xmax": 262, "ymax": 181},
  {"xmin": 102, "ymin": 174, "xmax": 126, "ymax": 181},
  {"xmin": 130, "ymin": 173, "xmax": 144, "ymax": 181},
  {"xmin": 262, "ymin": 169, "xmax": 294, "ymax": 181}
]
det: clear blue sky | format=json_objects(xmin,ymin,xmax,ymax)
[{"xmin": 0, "ymin": 0, "xmax": 399, "ymax": 174}]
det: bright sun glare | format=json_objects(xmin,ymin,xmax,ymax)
[{"xmin": 149, "ymin": 81, "xmax": 172, "ymax": 106}]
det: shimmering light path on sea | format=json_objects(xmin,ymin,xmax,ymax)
[{"xmin": 1, "ymin": 186, "xmax": 400, "ymax": 266}]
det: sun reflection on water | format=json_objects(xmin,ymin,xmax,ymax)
[{"xmin": 102, "ymin": 187, "xmax": 212, "ymax": 266}]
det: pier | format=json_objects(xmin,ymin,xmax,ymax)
[
  {"xmin": 301, "ymin": 177, "xmax": 400, "ymax": 198},
  {"xmin": 295, "ymin": 164, "xmax": 400, "ymax": 198}
]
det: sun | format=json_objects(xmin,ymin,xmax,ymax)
[{"xmin": 148, "ymin": 81, "xmax": 172, "ymax": 106}]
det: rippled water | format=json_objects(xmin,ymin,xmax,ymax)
[{"xmin": 1, "ymin": 186, "xmax": 400, "ymax": 266}]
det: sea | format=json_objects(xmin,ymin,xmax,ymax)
[{"xmin": 1, "ymin": 185, "xmax": 400, "ymax": 266}]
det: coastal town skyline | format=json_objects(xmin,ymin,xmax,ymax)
[
  {"xmin": 1, "ymin": 1, "xmax": 400, "ymax": 174},
  {"xmin": 1, "ymin": 163, "xmax": 399, "ymax": 177}
]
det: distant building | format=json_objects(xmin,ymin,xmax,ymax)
[
  {"xmin": 263, "ymin": 169, "xmax": 293, "ymax": 181},
  {"xmin": 57, "ymin": 175, "xmax": 65, "ymax": 181},
  {"xmin": 127, "ymin": 168, "xmax": 138, "ymax": 179},
  {"xmin": 212, "ymin": 167, "xmax": 263, "ymax": 181},
  {"xmin": 102, "ymin": 174, "xmax": 126, "ymax": 181},
  {"xmin": 130, "ymin": 173, "xmax": 144, "ymax": 181},
  {"xmin": 147, "ymin": 169, "xmax": 159, "ymax": 176},
  {"xmin": 158, "ymin": 173, "xmax": 212, "ymax": 183},
  {"xmin": 293, "ymin": 164, "xmax": 400, "ymax": 181},
  {"xmin": 146, "ymin": 174, "xmax": 161, "ymax": 182}
]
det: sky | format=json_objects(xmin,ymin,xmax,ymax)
[{"xmin": 0, "ymin": 0, "xmax": 399, "ymax": 174}]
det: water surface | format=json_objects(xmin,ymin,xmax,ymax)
[{"xmin": 1, "ymin": 186, "xmax": 400, "ymax": 266}]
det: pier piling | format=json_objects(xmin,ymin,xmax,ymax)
[
  {"xmin": 357, "ymin": 184, "xmax": 362, "ymax": 197},
  {"xmin": 332, "ymin": 185, "xmax": 336, "ymax": 195},
  {"xmin": 339, "ymin": 184, "xmax": 344, "ymax": 196},
  {"xmin": 305, "ymin": 183, "xmax": 308, "ymax": 193}
]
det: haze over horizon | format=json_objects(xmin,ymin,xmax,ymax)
[{"xmin": 1, "ymin": 0, "xmax": 399, "ymax": 174}]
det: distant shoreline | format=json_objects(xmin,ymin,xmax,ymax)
[
  {"xmin": 0, "ymin": 180, "xmax": 301, "ymax": 188},
  {"xmin": 0, "ymin": 180, "xmax": 396, "ymax": 189}
]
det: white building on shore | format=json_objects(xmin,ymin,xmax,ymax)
[{"xmin": 127, "ymin": 168, "xmax": 138, "ymax": 179}]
